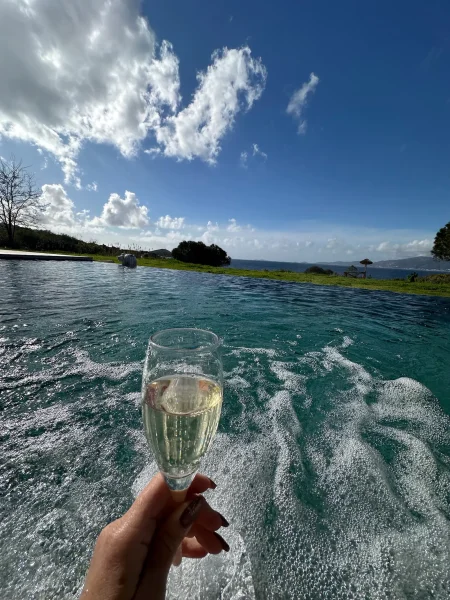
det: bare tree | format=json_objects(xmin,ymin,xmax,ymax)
[{"xmin": 0, "ymin": 156, "xmax": 42, "ymax": 247}]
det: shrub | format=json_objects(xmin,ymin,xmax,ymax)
[
  {"xmin": 172, "ymin": 241, "xmax": 231, "ymax": 266},
  {"xmin": 432, "ymin": 222, "xmax": 450, "ymax": 261},
  {"xmin": 418, "ymin": 273, "xmax": 450, "ymax": 284},
  {"xmin": 305, "ymin": 265, "xmax": 334, "ymax": 275}
]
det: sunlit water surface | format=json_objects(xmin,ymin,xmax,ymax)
[{"xmin": 1, "ymin": 261, "xmax": 450, "ymax": 599}]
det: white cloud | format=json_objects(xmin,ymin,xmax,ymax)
[
  {"xmin": 403, "ymin": 239, "xmax": 433, "ymax": 253},
  {"xmin": 38, "ymin": 184, "xmax": 77, "ymax": 227},
  {"xmin": 376, "ymin": 239, "xmax": 432, "ymax": 256},
  {"xmin": 92, "ymin": 191, "xmax": 149, "ymax": 229},
  {"xmin": 156, "ymin": 215, "xmax": 185, "ymax": 229},
  {"xmin": 252, "ymin": 143, "xmax": 267, "ymax": 160},
  {"xmin": 207, "ymin": 221, "xmax": 219, "ymax": 231},
  {"xmin": 376, "ymin": 241, "xmax": 391, "ymax": 252},
  {"xmin": 240, "ymin": 142, "xmax": 267, "ymax": 167},
  {"xmin": 0, "ymin": 0, "xmax": 162, "ymax": 185},
  {"xmin": 287, "ymin": 72, "xmax": 319, "ymax": 134},
  {"xmin": 28, "ymin": 186, "xmax": 437, "ymax": 262},
  {"xmin": 0, "ymin": 2, "xmax": 266, "ymax": 185},
  {"xmin": 227, "ymin": 218, "xmax": 242, "ymax": 232},
  {"xmin": 147, "ymin": 41, "xmax": 181, "ymax": 112},
  {"xmin": 154, "ymin": 47, "xmax": 267, "ymax": 163},
  {"xmin": 86, "ymin": 182, "xmax": 98, "ymax": 192}
]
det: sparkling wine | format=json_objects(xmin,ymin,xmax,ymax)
[{"xmin": 142, "ymin": 374, "xmax": 222, "ymax": 480}]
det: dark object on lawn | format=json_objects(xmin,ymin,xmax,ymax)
[
  {"xmin": 344, "ymin": 264, "xmax": 367, "ymax": 278},
  {"xmin": 407, "ymin": 272, "xmax": 419, "ymax": 282},
  {"xmin": 118, "ymin": 254, "xmax": 137, "ymax": 268}
]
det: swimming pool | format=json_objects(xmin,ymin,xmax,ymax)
[{"xmin": 1, "ymin": 261, "xmax": 449, "ymax": 598}]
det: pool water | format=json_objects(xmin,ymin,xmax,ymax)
[{"xmin": 1, "ymin": 261, "xmax": 450, "ymax": 599}]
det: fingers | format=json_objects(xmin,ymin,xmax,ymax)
[
  {"xmin": 181, "ymin": 538, "xmax": 208, "ymax": 559},
  {"xmin": 120, "ymin": 473, "xmax": 217, "ymax": 547},
  {"xmin": 192, "ymin": 524, "xmax": 230, "ymax": 555},
  {"xmin": 122, "ymin": 473, "xmax": 168, "ymax": 546},
  {"xmin": 192, "ymin": 500, "xmax": 227, "ymax": 532},
  {"xmin": 188, "ymin": 474, "xmax": 217, "ymax": 496},
  {"xmin": 172, "ymin": 545, "xmax": 183, "ymax": 567},
  {"xmin": 134, "ymin": 495, "xmax": 206, "ymax": 600}
]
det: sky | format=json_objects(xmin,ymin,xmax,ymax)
[{"xmin": 0, "ymin": 0, "xmax": 449, "ymax": 262}]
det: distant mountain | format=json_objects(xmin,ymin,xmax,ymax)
[
  {"xmin": 372, "ymin": 256, "xmax": 450, "ymax": 270},
  {"xmin": 317, "ymin": 260, "xmax": 361, "ymax": 266},
  {"xmin": 148, "ymin": 248, "xmax": 172, "ymax": 258}
]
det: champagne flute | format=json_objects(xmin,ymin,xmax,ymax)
[{"xmin": 141, "ymin": 328, "xmax": 223, "ymax": 501}]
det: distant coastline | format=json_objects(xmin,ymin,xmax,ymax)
[
  {"xmin": 227, "ymin": 258, "xmax": 450, "ymax": 280},
  {"xmin": 229, "ymin": 256, "xmax": 450, "ymax": 272},
  {"xmin": 4, "ymin": 249, "xmax": 448, "ymax": 298}
]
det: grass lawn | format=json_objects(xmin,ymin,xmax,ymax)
[
  {"xmin": 3, "ymin": 249, "xmax": 450, "ymax": 298},
  {"xmin": 89, "ymin": 255, "xmax": 450, "ymax": 298}
]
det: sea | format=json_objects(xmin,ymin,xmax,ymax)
[
  {"xmin": 1, "ymin": 260, "xmax": 450, "ymax": 599},
  {"xmin": 229, "ymin": 258, "xmax": 450, "ymax": 279}
]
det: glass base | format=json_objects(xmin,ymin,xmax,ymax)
[{"xmin": 163, "ymin": 472, "xmax": 196, "ymax": 492}]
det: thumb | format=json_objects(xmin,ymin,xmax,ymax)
[{"xmin": 134, "ymin": 495, "xmax": 205, "ymax": 600}]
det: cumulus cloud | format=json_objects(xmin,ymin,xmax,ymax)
[
  {"xmin": 240, "ymin": 151, "xmax": 248, "ymax": 168},
  {"xmin": 154, "ymin": 47, "xmax": 267, "ymax": 163},
  {"xmin": 287, "ymin": 72, "xmax": 319, "ymax": 134},
  {"xmin": 38, "ymin": 184, "xmax": 77, "ymax": 227},
  {"xmin": 376, "ymin": 239, "xmax": 432, "ymax": 256},
  {"xmin": 92, "ymin": 191, "xmax": 149, "ymax": 229},
  {"xmin": 147, "ymin": 41, "xmax": 181, "ymax": 112},
  {"xmin": 227, "ymin": 218, "xmax": 242, "ymax": 232},
  {"xmin": 29, "ymin": 185, "xmax": 437, "ymax": 263},
  {"xmin": 0, "ymin": 0, "xmax": 162, "ymax": 185},
  {"xmin": 0, "ymin": 1, "xmax": 266, "ymax": 185},
  {"xmin": 156, "ymin": 215, "xmax": 185, "ymax": 229}
]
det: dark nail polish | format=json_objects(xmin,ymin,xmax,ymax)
[
  {"xmin": 213, "ymin": 531, "xmax": 230, "ymax": 552},
  {"xmin": 180, "ymin": 496, "xmax": 203, "ymax": 528},
  {"xmin": 218, "ymin": 512, "xmax": 229, "ymax": 527},
  {"xmin": 209, "ymin": 478, "xmax": 217, "ymax": 489}
]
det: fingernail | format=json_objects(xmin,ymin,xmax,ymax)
[
  {"xmin": 213, "ymin": 531, "xmax": 230, "ymax": 552},
  {"xmin": 180, "ymin": 496, "xmax": 203, "ymax": 528},
  {"xmin": 218, "ymin": 512, "xmax": 229, "ymax": 527},
  {"xmin": 209, "ymin": 478, "xmax": 217, "ymax": 489}
]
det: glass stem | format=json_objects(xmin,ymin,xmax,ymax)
[{"xmin": 164, "ymin": 472, "xmax": 196, "ymax": 496}]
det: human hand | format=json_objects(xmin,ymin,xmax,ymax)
[{"xmin": 81, "ymin": 473, "xmax": 229, "ymax": 600}]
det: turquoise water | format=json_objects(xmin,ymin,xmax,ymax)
[{"xmin": 1, "ymin": 261, "xmax": 450, "ymax": 599}]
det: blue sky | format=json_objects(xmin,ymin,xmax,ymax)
[{"xmin": 0, "ymin": 0, "xmax": 449, "ymax": 261}]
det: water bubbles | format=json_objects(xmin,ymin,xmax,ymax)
[{"xmin": 1, "ymin": 262, "xmax": 450, "ymax": 598}]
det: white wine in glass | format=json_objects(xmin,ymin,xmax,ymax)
[{"xmin": 142, "ymin": 329, "xmax": 223, "ymax": 499}]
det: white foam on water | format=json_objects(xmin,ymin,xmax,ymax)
[
  {"xmin": 3, "ymin": 336, "xmax": 450, "ymax": 599},
  {"xmin": 227, "ymin": 375, "xmax": 252, "ymax": 389},
  {"xmin": 230, "ymin": 347, "xmax": 278, "ymax": 358},
  {"xmin": 140, "ymin": 340, "xmax": 450, "ymax": 599},
  {"xmin": 269, "ymin": 361, "xmax": 306, "ymax": 391},
  {"xmin": 341, "ymin": 335, "xmax": 354, "ymax": 348}
]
